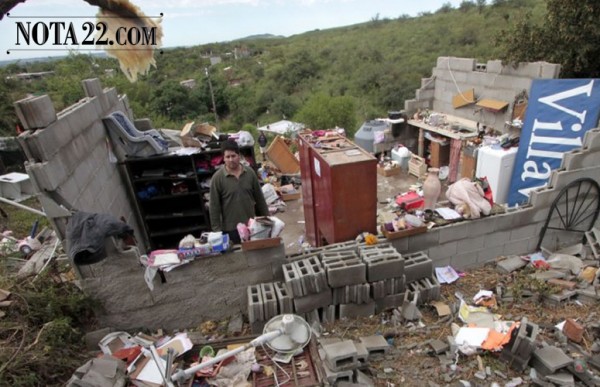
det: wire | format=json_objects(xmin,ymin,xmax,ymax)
[{"xmin": 260, "ymin": 343, "xmax": 291, "ymax": 387}]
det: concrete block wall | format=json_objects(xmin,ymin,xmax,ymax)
[
  {"xmin": 390, "ymin": 127, "xmax": 600, "ymax": 270},
  {"xmin": 16, "ymin": 78, "xmax": 141, "ymax": 247},
  {"xmin": 404, "ymin": 56, "xmax": 561, "ymax": 133}
]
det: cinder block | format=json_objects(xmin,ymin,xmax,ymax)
[
  {"xmin": 322, "ymin": 340, "xmax": 358, "ymax": 373},
  {"xmin": 283, "ymin": 262, "xmax": 303, "ymax": 297},
  {"xmin": 457, "ymin": 235, "xmax": 485, "ymax": 253},
  {"xmin": 27, "ymin": 159, "xmax": 68, "ymax": 192},
  {"xmin": 322, "ymin": 363, "xmax": 353, "ymax": 385},
  {"xmin": 531, "ymin": 346, "xmax": 573, "ymax": 376},
  {"xmin": 323, "ymin": 256, "xmax": 367, "ymax": 288},
  {"xmin": 14, "ymin": 94, "xmax": 57, "ymax": 130},
  {"xmin": 260, "ymin": 283, "xmax": 278, "ymax": 320},
  {"xmin": 82, "ymin": 78, "xmax": 110, "ymax": 112},
  {"xmin": 467, "ymin": 218, "xmax": 496, "ymax": 237},
  {"xmin": 246, "ymin": 285, "xmax": 263, "ymax": 323},
  {"xmin": 353, "ymin": 342, "xmax": 369, "ymax": 367},
  {"xmin": 374, "ymin": 293, "xmax": 405, "ymax": 314},
  {"xmin": 273, "ymin": 281, "xmax": 293, "ymax": 314},
  {"xmin": 403, "ymin": 251, "xmax": 432, "ymax": 282},
  {"xmin": 438, "ymin": 223, "xmax": 468, "ymax": 244},
  {"xmin": 339, "ymin": 302, "xmax": 375, "ymax": 319},
  {"xmin": 496, "ymin": 256, "xmax": 528, "ymax": 274},
  {"xmin": 293, "ymin": 290, "xmax": 332, "ymax": 314},
  {"xmin": 359, "ymin": 335, "xmax": 390, "ymax": 357},
  {"xmin": 500, "ymin": 317, "xmax": 538, "ymax": 372}
]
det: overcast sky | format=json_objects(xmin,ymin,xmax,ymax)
[{"xmin": 1, "ymin": 0, "xmax": 463, "ymax": 61}]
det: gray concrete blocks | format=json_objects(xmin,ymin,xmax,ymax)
[
  {"xmin": 339, "ymin": 302, "xmax": 375, "ymax": 319},
  {"xmin": 359, "ymin": 335, "xmax": 390, "ymax": 357},
  {"xmin": 353, "ymin": 341, "xmax": 369, "ymax": 367},
  {"xmin": 332, "ymin": 284, "xmax": 371, "ymax": 305},
  {"xmin": 500, "ymin": 317, "xmax": 539, "ymax": 372},
  {"xmin": 497, "ymin": 255, "xmax": 528, "ymax": 274},
  {"xmin": 290, "ymin": 257, "xmax": 327, "ymax": 295},
  {"xmin": 359, "ymin": 245, "xmax": 404, "ymax": 282},
  {"xmin": 323, "ymin": 255, "xmax": 367, "ymax": 288},
  {"xmin": 247, "ymin": 285, "xmax": 263, "ymax": 323},
  {"xmin": 260, "ymin": 283, "xmax": 278, "ymax": 320},
  {"xmin": 403, "ymin": 251, "xmax": 432, "ymax": 282},
  {"xmin": 322, "ymin": 363, "xmax": 353, "ymax": 385},
  {"xmin": 293, "ymin": 289, "xmax": 332, "ymax": 314},
  {"xmin": 436, "ymin": 56, "xmax": 476, "ymax": 72},
  {"xmin": 273, "ymin": 281, "xmax": 293, "ymax": 314},
  {"xmin": 282, "ymin": 262, "xmax": 303, "ymax": 296},
  {"xmin": 531, "ymin": 346, "xmax": 573, "ymax": 376},
  {"xmin": 14, "ymin": 94, "xmax": 57, "ymax": 130},
  {"xmin": 322, "ymin": 340, "xmax": 359, "ymax": 372},
  {"xmin": 374, "ymin": 292, "xmax": 405, "ymax": 314}
]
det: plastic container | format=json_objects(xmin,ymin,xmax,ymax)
[{"xmin": 391, "ymin": 146, "xmax": 411, "ymax": 171}]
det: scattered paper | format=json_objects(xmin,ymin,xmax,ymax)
[
  {"xmin": 455, "ymin": 327, "xmax": 490, "ymax": 347},
  {"xmin": 152, "ymin": 253, "xmax": 180, "ymax": 266},
  {"xmin": 431, "ymin": 301, "xmax": 451, "ymax": 317},
  {"xmin": 435, "ymin": 207, "xmax": 462, "ymax": 220},
  {"xmin": 473, "ymin": 290, "xmax": 494, "ymax": 303},
  {"xmin": 435, "ymin": 266, "xmax": 460, "ymax": 284}
]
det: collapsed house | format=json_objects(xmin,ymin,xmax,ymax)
[{"xmin": 12, "ymin": 58, "xmax": 600, "ymax": 331}]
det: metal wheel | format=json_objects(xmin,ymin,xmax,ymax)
[{"xmin": 536, "ymin": 178, "xmax": 600, "ymax": 251}]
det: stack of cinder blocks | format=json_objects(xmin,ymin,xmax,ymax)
[
  {"xmin": 247, "ymin": 281, "xmax": 294, "ymax": 332},
  {"xmin": 247, "ymin": 240, "xmax": 441, "ymax": 327},
  {"xmin": 318, "ymin": 335, "xmax": 389, "ymax": 385}
]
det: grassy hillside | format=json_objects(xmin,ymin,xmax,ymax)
[{"xmin": 0, "ymin": 0, "xmax": 545, "ymax": 138}]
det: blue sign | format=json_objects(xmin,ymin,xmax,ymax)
[{"xmin": 507, "ymin": 79, "xmax": 600, "ymax": 206}]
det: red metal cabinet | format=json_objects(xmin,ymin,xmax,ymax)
[{"xmin": 298, "ymin": 132, "xmax": 377, "ymax": 246}]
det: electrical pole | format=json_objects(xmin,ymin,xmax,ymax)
[{"xmin": 205, "ymin": 67, "xmax": 218, "ymax": 128}]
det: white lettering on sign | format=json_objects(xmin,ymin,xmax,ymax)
[{"xmin": 520, "ymin": 81, "xmax": 595, "ymax": 192}]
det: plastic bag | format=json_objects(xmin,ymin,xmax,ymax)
[
  {"xmin": 231, "ymin": 131, "xmax": 255, "ymax": 147},
  {"xmin": 269, "ymin": 216, "xmax": 285, "ymax": 237},
  {"xmin": 261, "ymin": 183, "xmax": 279, "ymax": 205}
]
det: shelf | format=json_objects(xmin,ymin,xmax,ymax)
[
  {"xmin": 140, "ymin": 191, "xmax": 200, "ymax": 201},
  {"xmin": 150, "ymin": 224, "xmax": 206, "ymax": 238},
  {"xmin": 145, "ymin": 210, "xmax": 205, "ymax": 220},
  {"xmin": 134, "ymin": 176, "xmax": 196, "ymax": 183}
]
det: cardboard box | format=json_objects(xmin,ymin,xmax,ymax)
[
  {"xmin": 242, "ymin": 237, "xmax": 282, "ymax": 251},
  {"xmin": 409, "ymin": 155, "xmax": 427, "ymax": 178},
  {"xmin": 381, "ymin": 225, "xmax": 428, "ymax": 240},
  {"xmin": 281, "ymin": 192, "xmax": 301, "ymax": 201},
  {"xmin": 377, "ymin": 164, "xmax": 401, "ymax": 177}
]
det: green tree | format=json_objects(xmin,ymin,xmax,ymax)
[
  {"xmin": 496, "ymin": 0, "xmax": 600, "ymax": 77},
  {"xmin": 294, "ymin": 93, "xmax": 357, "ymax": 135}
]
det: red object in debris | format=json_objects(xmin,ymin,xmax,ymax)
[
  {"xmin": 532, "ymin": 260, "xmax": 550, "ymax": 270},
  {"xmin": 111, "ymin": 346, "xmax": 142, "ymax": 365},
  {"xmin": 395, "ymin": 191, "xmax": 424, "ymax": 210},
  {"xmin": 563, "ymin": 318, "xmax": 584, "ymax": 343}
]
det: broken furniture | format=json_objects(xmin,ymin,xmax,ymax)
[
  {"xmin": 102, "ymin": 111, "xmax": 169, "ymax": 160},
  {"xmin": 124, "ymin": 146, "xmax": 257, "ymax": 250},
  {"xmin": 298, "ymin": 131, "xmax": 377, "ymax": 247},
  {"xmin": 536, "ymin": 177, "xmax": 600, "ymax": 251},
  {"xmin": 0, "ymin": 172, "xmax": 34, "ymax": 201}
]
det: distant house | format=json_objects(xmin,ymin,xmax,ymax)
[
  {"xmin": 6, "ymin": 71, "xmax": 54, "ymax": 81},
  {"xmin": 179, "ymin": 79, "xmax": 196, "ymax": 89},
  {"xmin": 210, "ymin": 56, "xmax": 222, "ymax": 66}
]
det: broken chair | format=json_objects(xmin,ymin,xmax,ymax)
[{"xmin": 102, "ymin": 111, "xmax": 169, "ymax": 160}]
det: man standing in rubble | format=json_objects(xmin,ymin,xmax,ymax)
[{"xmin": 209, "ymin": 140, "xmax": 269, "ymax": 244}]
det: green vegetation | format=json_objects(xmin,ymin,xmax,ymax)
[{"xmin": 0, "ymin": 0, "xmax": 558, "ymax": 139}]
